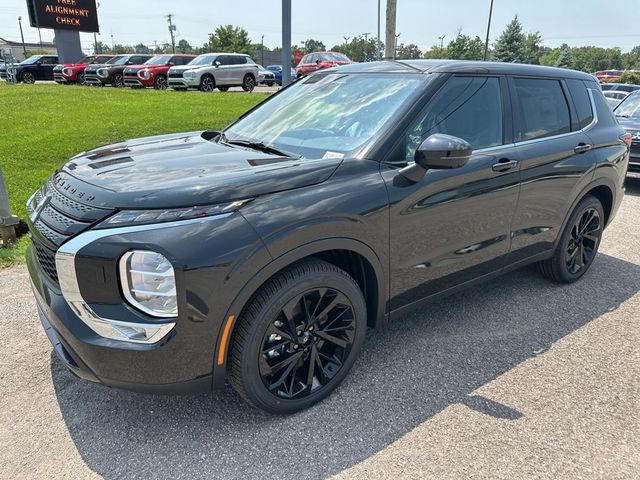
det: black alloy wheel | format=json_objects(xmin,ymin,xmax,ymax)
[
  {"xmin": 259, "ymin": 287, "xmax": 356, "ymax": 399},
  {"xmin": 112, "ymin": 73, "xmax": 124, "ymax": 88},
  {"xmin": 242, "ymin": 74, "xmax": 256, "ymax": 92},
  {"xmin": 537, "ymin": 195, "xmax": 604, "ymax": 283},
  {"xmin": 565, "ymin": 207, "xmax": 601, "ymax": 274},
  {"xmin": 77, "ymin": 72, "xmax": 85, "ymax": 85},
  {"xmin": 154, "ymin": 75, "xmax": 168, "ymax": 90},
  {"xmin": 200, "ymin": 75, "xmax": 215, "ymax": 92},
  {"xmin": 21, "ymin": 71, "xmax": 35, "ymax": 84},
  {"xmin": 228, "ymin": 259, "xmax": 367, "ymax": 414}
]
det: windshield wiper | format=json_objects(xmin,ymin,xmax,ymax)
[{"xmin": 223, "ymin": 138, "xmax": 302, "ymax": 159}]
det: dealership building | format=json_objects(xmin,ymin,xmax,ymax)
[{"xmin": 0, "ymin": 37, "xmax": 57, "ymax": 62}]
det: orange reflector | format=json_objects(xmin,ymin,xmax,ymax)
[{"xmin": 217, "ymin": 315, "xmax": 235, "ymax": 365}]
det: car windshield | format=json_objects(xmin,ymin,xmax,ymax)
[
  {"xmin": 94, "ymin": 56, "xmax": 112, "ymax": 64},
  {"xmin": 21, "ymin": 56, "xmax": 43, "ymax": 65},
  {"xmin": 267, "ymin": 65, "xmax": 281, "ymax": 72},
  {"xmin": 320, "ymin": 53, "xmax": 350, "ymax": 62},
  {"xmin": 78, "ymin": 56, "xmax": 96, "ymax": 63},
  {"xmin": 614, "ymin": 93, "xmax": 640, "ymax": 118},
  {"xmin": 106, "ymin": 55, "xmax": 128, "ymax": 65},
  {"xmin": 189, "ymin": 55, "xmax": 215, "ymax": 66},
  {"xmin": 145, "ymin": 55, "xmax": 172, "ymax": 66},
  {"xmin": 224, "ymin": 73, "xmax": 426, "ymax": 158}
]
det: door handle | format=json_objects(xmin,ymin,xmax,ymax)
[
  {"xmin": 492, "ymin": 159, "xmax": 519, "ymax": 172},
  {"xmin": 574, "ymin": 143, "xmax": 592, "ymax": 154}
]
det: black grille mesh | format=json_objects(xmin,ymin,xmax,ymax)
[{"xmin": 33, "ymin": 241, "xmax": 59, "ymax": 283}]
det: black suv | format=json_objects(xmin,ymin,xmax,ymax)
[
  {"xmin": 2, "ymin": 54, "xmax": 59, "ymax": 83},
  {"xmin": 84, "ymin": 54, "xmax": 153, "ymax": 87},
  {"xmin": 27, "ymin": 61, "xmax": 629, "ymax": 414},
  {"xmin": 612, "ymin": 90, "xmax": 640, "ymax": 178}
]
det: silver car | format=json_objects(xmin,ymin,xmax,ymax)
[{"xmin": 167, "ymin": 53, "xmax": 260, "ymax": 92}]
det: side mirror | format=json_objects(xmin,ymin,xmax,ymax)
[
  {"xmin": 167, "ymin": 61, "xmax": 174, "ymax": 66},
  {"xmin": 399, "ymin": 134, "xmax": 472, "ymax": 183},
  {"xmin": 214, "ymin": 60, "xmax": 221, "ymax": 67},
  {"xmin": 316, "ymin": 59, "xmax": 321, "ymax": 65}
]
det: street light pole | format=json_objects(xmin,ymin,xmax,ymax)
[
  {"xmin": 377, "ymin": 0, "xmax": 381, "ymax": 60},
  {"xmin": 18, "ymin": 16, "xmax": 26, "ymax": 56},
  {"xmin": 484, "ymin": 0, "xmax": 495, "ymax": 61},
  {"xmin": 261, "ymin": 35, "xmax": 264, "ymax": 65},
  {"xmin": 438, "ymin": 35, "xmax": 446, "ymax": 50},
  {"xmin": 282, "ymin": 0, "xmax": 292, "ymax": 86}
]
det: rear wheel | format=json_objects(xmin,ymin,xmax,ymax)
[
  {"xmin": 153, "ymin": 74, "xmax": 168, "ymax": 90},
  {"xmin": 112, "ymin": 73, "xmax": 124, "ymax": 88},
  {"xmin": 242, "ymin": 74, "xmax": 256, "ymax": 92},
  {"xmin": 228, "ymin": 259, "xmax": 367, "ymax": 414},
  {"xmin": 21, "ymin": 71, "xmax": 35, "ymax": 84},
  {"xmin": 200, "ymin": 75, "xmax": 216, "ymax": 92},
  {"xmin": 537, "ymin": 195, "xmax": 604, "ymax": 283},
  {"xmin": 76, "ymin": 72, "xmax": 85, "ymax": 85}
]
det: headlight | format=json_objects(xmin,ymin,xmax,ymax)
[
  {"xmin": 139, "ymin": 69, "xmax": 151, "ymax": 80},
  {"xmin": 97, "ymin": 68, "xmax": 109, "ymax": 78},
  {"xmin": 183, "ymin": 70, "xmax": 196, "ymax": 79},
  {"xmin": 96, "ymin": 200, "xmax": 251, "ymax": 229},
  {"xmin": 119, "ymin": 250, "xmax": 177, "ymax": 318},
  {"xmin": 62, "ymin": 67, "xmax": 73, "ymax": 77}
]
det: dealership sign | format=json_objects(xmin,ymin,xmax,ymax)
[{"xmin": 27, "ymin": 0, "xmax": 99, "ymax": 33}]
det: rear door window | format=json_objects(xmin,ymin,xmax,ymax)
[{"xmin": 513, "ymin": 78, "xmax": 571, "ymax": 141}]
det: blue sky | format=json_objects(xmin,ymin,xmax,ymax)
[{"xmin": 1, "ymin": 0, "xmax": 639, "ymax": 53}]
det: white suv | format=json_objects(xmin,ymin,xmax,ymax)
[{"xmin": 167, "ymin": 53, "xmax": 260, "ymax": 92}]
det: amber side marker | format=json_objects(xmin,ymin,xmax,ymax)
[{"xmin": 217, "ymin": 315, "xmax": 235, "ymax": 365}]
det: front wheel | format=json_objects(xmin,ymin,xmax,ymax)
[
  {"xmin": 153, "ymin": 75, "xmax": 168, "ymax": 90},
  {"xmin": 76, "ymin": 72, "xmax": 86, "ymax": 85},
  {"xmin": 21, "ymin": 71, "xmax": 35, "ymax": 84},
  {"xmin": 228, "ymin": 259, "xmax": 367, "ymax": 414},
  {"xmin": 199, "ymin": 75, "xmax": 216, "ymax": 92},
  {"xmin": 242, "ymin": 74, "xmax": 256, "ymax": 92},
  {"xmin": 537, "ymin": 195, "xmax": 604, "ymax": 283},
  {"xmin": 112, "ymin": 73, "xmax": 124, "ymax": 88}
]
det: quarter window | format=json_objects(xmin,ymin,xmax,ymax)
[
  {"xmin": 513, "ymin": 78, "xmax": 571, "ymax": 141},
  {"xmin": 566, "ymin": 79, "xmax": 594, "ymax": 130},
  {"xmin": 404, "ymin": 76, "xmax": 503, "ymax": 162}
]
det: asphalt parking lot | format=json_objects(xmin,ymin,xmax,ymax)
[{"xmin": 1, "ymin": 180, "xmax": 639, "ymax": 480}]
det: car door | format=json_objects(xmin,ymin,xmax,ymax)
[
  {"xmin": 506, "ymin": 76, "xmax": 597, "ymax": 263},
  {"xmin": 380, "ymin": 75, "xmax": 521, "ymax": 311},
  {"xmin": 38, "ymin": 56, "xmax": 58, "ymax": 79},
  {"xmin": 214, "ymin": 55, "xmax": 233, "ymax": 85}
]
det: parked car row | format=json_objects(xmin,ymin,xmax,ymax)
[{"xmin": 1, "ymin": 51, "xmax": 355, "ymax": 90}]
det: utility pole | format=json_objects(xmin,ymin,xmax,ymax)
[
  {"xmin": 484, "ymin": 0, "xmax": 495, "ymax": 61},
  {"xmin": 377, "ymin": 0, "xmax": 381, "ymax": 60},
  {"xmin": 438, "ymin": 35, "xmax": 446, "ymax": 49},
  {"xmin": 110, "ymin": 33, "xmax": 114, "ymax": 51},
  {"xmin": 93, "ymin": 2, "xmax": 100, "ymax": 54},
  {"xmin": 385, "ymin": 0, "xmax": 397, "ymax": 60},
  {"xmin": 343, "ymin": 36, "xmax": 350, "ymax": 50},
  {"xmin": 207, "ymin": 33, "xmax": 214, "ymax": 53},
  {"xmin": 363, "ymin": 32, "xmax": 370, "ymax": 42},
  {"xmin": 18, "ymin": 16, "xmax": 26, "ymax": 56},
  {"xmin": 395, "ymin": 33, "xmax": 401, "ymax": 59},
  {"xmin": 166, "ymin": 14, "xmax": 176, "ymax": 54},
  {"xmin": 261, "ymin": 34, "xmax": 265, "ymax": 65},
  {"xmin": 282, "ymin": 0, "xmax": 292, "ymax": 87}
]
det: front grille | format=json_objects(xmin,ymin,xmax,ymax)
[
  {"xmin": 28, "ymin": 176, "xmax": 115, "ymax": 284},
  {"xmin": 124, "ymin": 68, "xmax": 139, "ymax": 76},
  {"xmin": 629, "ymin": 162, "xmax": 640, "ymax": 173},
  {"xmin": 168, "ymin": 71, "xmax": 183, "ymax": 79},
  {"xmin": 33, "ymin": 241, "xmax": 59, "ymax": 283}
]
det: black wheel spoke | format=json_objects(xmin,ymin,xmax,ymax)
[
  {"xmin": 265, "ymin": 351, "xmax": 302, "ymax": 377},
  {"xmin": 565, "ymin": 207, "xmax": 601, "ymax": 275},
  {"xmin": 316, "ymin": 330, "xmax": 349, "ymax": 349}
]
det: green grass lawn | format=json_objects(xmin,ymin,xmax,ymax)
[{"xmin": 0, "ymin": 83, "xmax": 268, "ymax": 267}]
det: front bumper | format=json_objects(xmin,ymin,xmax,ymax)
[
  {"xmin": 168, "ymin": 77, "xmax": 198, "ymax": 89},
  {"xmin": 27, "ymin": 211, "xmax": 270, "ymax": 393},
  {"xmin": 84, "ymin": 73, "xmax": 106, "ymax": 85},
  {"xmin": 124, "ymin": 76, "xmax": 146, "ymax": 87},
  {"xmin": 54, "ymin": 73, "xmax": 69, "ymax": 84}
]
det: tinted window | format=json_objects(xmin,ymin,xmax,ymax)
[
  {"xmin": 566, "ymin": 79, "xmax": 594, "ymax": 130},
  {"xmin": 217, "ymin": 55, "xmax": 231, "ymax": 66},
  {"xmin": 593, "ymin": 88, "xmax": 621, "ymax": 126},
  {"xmin": 42, "ymin": 56, "xmax": 58, "ymax": 64},
  {"xmin": 513, "ymin": 78, "xmax": 571, "ymax": 141},
  {"xmin": 405, "ymin": 76, "xmax": 503, "ymax": 161}
]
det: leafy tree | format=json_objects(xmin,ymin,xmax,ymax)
[
  {"xmin": 622, "ymin": 46, "xmax": 640, "ymax": 70},
  {"xmin": 492, "ymin": 15, "xmax": 526, "ymax": 63},
  {"xmin": 23, "ymin": 49, "xmax": 50, "ymax": 57},
  {"xmin": 619, "ymin": 71, "xmax": 640, "ymax": 85},
  {"xmin": 134, "ymin": 43, "xmax": 151, "ymax": 54},
  {"xmin": 301, "ymin": 39, "xmax": 326, "ymax": 54},
  {"xmin": 555, "ymin": 44, "xmax": 573, "ymax": 68},
  {"xmin": 332, "ymin": 35, "xmax": 382, "ymax": 62},
  {"xmin": 208, "ymin": 25, "xmax": 253, "ymax": 55},
  {"xmin": 93, "ymin": 41, "xmax": 111, "ymax": 54},
  {"xmin": 396, "ymin": 43, "xmax": 422, "ymax": 60},
  {"xmin": 112, "ymin": 44, "xmax": 135, "ymax": 54},
  {"xmin": 446, "ymin": 32, "xmax": 484, "ymax": 60},
  {"xmin": 523, "ymin": 32, "xmax": 543, "ymax": 64},
  {"xmin": 423, "ymin": 45, "xmax": 447, "ymax": 59},
  {"xmin": 177, "ymin": 39, "xmax": 193, "ymax": 54}
]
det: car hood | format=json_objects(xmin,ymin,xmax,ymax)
[
  {"xmin": 169, "ymin": 65, "xmax": 197, "ymax": 73},
  {"xmin": 57, "ymin": 131, "xmax": 342, "ymax": 209}
]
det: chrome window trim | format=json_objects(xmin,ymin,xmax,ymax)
[
  {"xmin": 512, "ymin": 86, "xmax": 598, "ymax": 148},
  {"xmin": 55, "ymin": 214, "xmax": 232, "ymax": 344}
]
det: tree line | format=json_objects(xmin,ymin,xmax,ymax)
[{"xmin": 93, "ymin": 18, "xmax": 640, "ymax": 76}]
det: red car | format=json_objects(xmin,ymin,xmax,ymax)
[
  {"xmin": 295, "ymin": 52, "xmax": 353, "ymax": 78},
  {"xmin": 53, "ymin": 55, "xmax": 114, "ymax": 85},
  {"xmin": 594, "ymin": 69, "xmax": 624, "ymax": 82},
  {"xmin": 123, "ymin": 54, "xmax": 196, "ymax": 89}
]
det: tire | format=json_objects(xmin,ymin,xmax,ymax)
[
  {"xmin": 76, "ymin": 72, "xmax": 85, "ymax": 85},
  {"xmin": 537, "ymin": 194, "xmax": 604, "ymax": 283},
  {"xmin": 112, "ymin": 73, "xmax": 124, "ymax": 88},
  {"xmin": 228, "ymin": 259, "xmax": 367, "ymax": 414},
  {"xmin": 199, "ymin": 75, "xmax": 216, "ymax": 92},
  {"xmin": 218, "ymin": 86, "xmax": 229, "ymax": 92},
  {"xmin": 153, "ymin": 74, "xmax": 168, "ymax": 90},
  {"xmin": 242, "ymin": 74, "xmax": 256, "ymax": 92},
  {"xmin": 21, "ymin": 71, "xmax": 35, "ymax": 84}
]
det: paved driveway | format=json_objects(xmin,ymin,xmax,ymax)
[{"xmin": 1, "ymin": 181, "xmax": 639, "ymax": 479}]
